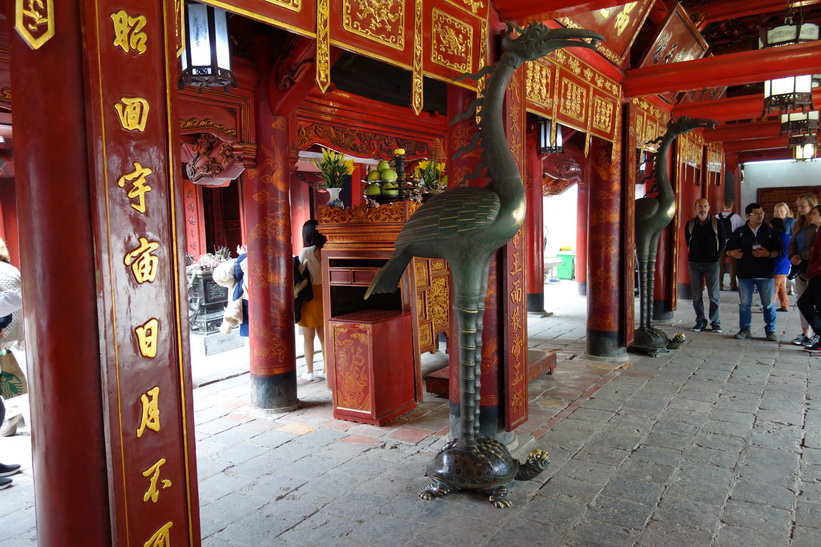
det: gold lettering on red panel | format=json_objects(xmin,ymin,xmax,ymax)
[
  {"xmin": 136, "ymin": 386, "xmax": 161, "ymax": 438},
  {"xmin": 343, "ymin": 0, "xmax": 404, "ymax": 50},
  {"xmin": 431, "ymin": 9, "xmax": 472, "ymax": 73},
  {"xmin": 266, "ymin": 0, "xmax": 302, "ymax": 11},
  {"xmin": 592, "ymin": 96, "xmax": 614, "ymax": 133},
  {"xmin": 117, "ymin": 162, "xmax": 153, "ymax": 213},
  {"xmin": 124, "ymin": 237, "xmax": 160, "ymax": 283},
  {"xmin": 526, "ymin": 61, "xmax": 552, "ymax": 110},
  {"xmin": 111, "ymin": 10, "xmax": 148, "ymax": 54},
  {"xmin": 115, "ymin": 97, "xmax": 150, "ymax": 132},
  {"xmin": 614, "ymin": 2, "xmax": 638, "ymax": 35},
  {"xmin": 15, "ymin": 0, "xmax": 55, "ymax": 50},
  {"xmin": 560, "ymin": 79, "xmax": 587, "ymax": 122},
  {"xmin": 135, "ymin": 318, "xmax": 159, "ymax": 358},
  {"xmin": 453, "ymin": 0, "xmax": 485, "ymax": 14},
  {"xmin": 142, "ymin": 458, "xmax": 172, "ymax": 503},
  {"xmin": 144, "ymin": 521, "xmax": 173, "ymax": 547}
]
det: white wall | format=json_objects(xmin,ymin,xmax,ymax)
[
  {"xmin": 543, "ymin": 184, "xmax": 578, "ymax": 257},
  {"xmin": 741, "ymin": 160, "xmax": 821, "ymax": 211}
]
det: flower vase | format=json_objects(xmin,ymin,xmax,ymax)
[{"xmin": 325, "ymin": 187, "xmax": 343, "ymax": 208}]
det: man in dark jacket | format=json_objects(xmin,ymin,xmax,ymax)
[
  {"xmin": 725, "ymin": 202, "xmax": 783, "ymax": 341},
  {"xmin": 685, "ymin": 198, "xmax": 726, "ymax": 333}
]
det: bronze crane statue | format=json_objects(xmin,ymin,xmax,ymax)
[
  {"xmin": 632, "ymin": 116, "xmax": 716, "ymax": 355},
  {"xmin": 366, "ymin": 22, "xmax": 603, "ymax": 507}
]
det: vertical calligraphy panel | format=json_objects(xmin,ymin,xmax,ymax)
[{"xmin": 84, "ymin": 1, "xmax": 199, "ymax": 544}]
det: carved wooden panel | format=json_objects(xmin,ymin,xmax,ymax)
[{"xmin": 414, "ymin": 257, "xmax": 449, "ymax": 354}]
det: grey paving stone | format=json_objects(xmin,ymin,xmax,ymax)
[
  {"xmin": 749, "ymin": 430, "xmax": 803, "ymax": 451},
  {"xmin": 642, "ymin": 431, "xmax": 694, "ymax": 451},
  {"xmin": 518, "ymin": 492, "xmax": 586, "ymax": 526},
  {"xmin": 561, "ymin": 517, "xmax": 641, "ymax": 546},
  {"xmin": 701, "ymin": 418, "xmax": 755, "ymax": 437},
  {"xmin": 730, "ymin": 480, "xmax": 796, "ymax": 511},
  {"xmin": 565, "ymin": 407, "xmax": 617, "ymax": 423},
  {"xmin": 721, "ymin": 498, "xmax": 792, "ymax": 536},
  {"xmin": 683, "ymin": 445, "xmax": 741, "ymax": 468},
  {"xmin": 737, "ymin": 447, "xmax": 800, "ymax": 488},
  {"xmin": 637, "ymin": 520, "xmax": 715, "ymax": 546},
  {"xmin": 412, "ymin": 513, "xmax": 501, "ymax": 546},
  {"xmin": 600, "ymin": 477, "xmax": 663, "ymax": 506},
  {"xmin": 663, "ymin": 477, "xmax": 730, "ymax": 506},
  {"xmin": 650, "ymin": 419, "xmax": 700, "ymax": 437},
  {"xmin": 793, "ymin": 525, "xmax": 821, "ymax": 547},
  {"xmin": 615, "ymin": 460, "xmax": 676, "ymax": 485},
  {"xmin": 276, "ymin": 511, "xmax": 358, "ymax": 545},
  {"xmin": 584, "ymin": 494, "xmax": 654, "ymax": 529},
  {"xmin": 540, "ymin": 474, "xmax": 604, "ymax": 504},
  {"xmin": 488, "ymin": 516, "xmax": 568, "ymax": 545},
  {"xmin": 756, "ymin": 408, "xmax": 805, "ymax": 427},
  {"xmin": 559, "ymin": 459, "xmax": 617, "ymax": 485},
  {"xmin": 573, "ymin": 444, "xmax": 630, "ymax": 466},
  {"xmin": 653, "ymin": 497, "xmax": 723, "ymax": 531},
  {"xmin": 340, "ymin": 513, "xmax": 424, "ymax": 545},
  {"xmin": 708, "ymin": 409, "xmax": 757, "ymax": 425},
  {"xmin": 630, "ymin": 445, "xmax": 683, "ymax": 467},
  {"xmin": 675, "ymin": 460, "xmax": 735, "ymax": 488}
]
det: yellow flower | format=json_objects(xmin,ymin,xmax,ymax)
[
  {"xmin": 415, "ymin": 159, "xmax": 446, "ymax": 191},
  {"xmin": 313, "ymin": 146, "xmax": 353, "ymax": 188},
  {"xmin": 394, "ymin": 148, "xmax": 406, "ymax": 155}
]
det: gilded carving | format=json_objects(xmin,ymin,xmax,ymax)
[
  {"xmin": 334, "ymin": 329, "xmax": 371, "ymax": 411},
  {"xmin": 0, "ymin": 88, "xmax": 10, "ymax": 104},
  {"xmin": 15, "ymin": 0, "xmax": 54, "ymax": 50},
  {"xmin": 559, "ymin": 78, "xmax": 587, "ymax": 122},
  {"xmin": 412, "ymin": 0, "xmax": 423, "ymax": 115},
  {"xmin": 451, "ymin": 0, "xmax": 486, "ymax": 14},
  {"xmin": 135, "ymin": 318, "xmax": 160, "ymax": 358},
  {"xmin": 136, "ymin": 386, "xmax": 160, "ymax": 438},
  {"xmin": 264, "ymin": 0, "xmax": 302, "ymax": 11},
  {"xmin": 125, "ymin": 237, "xmax": 160, "ymax": 284},
  {"xmin": 431, "ymin": 276, "xmax": 449, "ymax": 329},
  {"xmin": 589, "ymin": 210, "xmax": 621, "ymax": 225},
  {"xmin": 431, "ymin": 9, "xmax": 472, "ymax": 73},
  {"xmin": 297, "ymin": 123, "xmax": 428, "ymax": 161},
  {"xmin": 343, "ymin": 0, "xmax": 404, "ymax": 50},
  {"xmin": 319, "ymin": 201, "xmax": 421, "ymax": 225},
  {"xmin": 592, "ymin": 96, "xmax": 614, "ymax": 133},
  {"xmin": 117, "ymin": 162, "xmax": 153, "ymax": 214},
  {"xmin": 525, "ymin": 61, "xmax": 552, "ymax": 110},
  {"xmin": 414, "ymin": 259, "xmax": 429, "ymax": 286},
  {"xmin": 142, "ymin": 458, "xmax": 172, "ymax": 503},
  {"xmin": 111, "ymin": 10, "xmax": 148, "ymax": 55},
  {"xmin": 179, "ymin": 118, "xmax": 238, "ymax": 140},
  {"xmin": 115, "ymin": 97, "xmax": 149, "ymax": 132},
  {"xmin": 144, "ymin": 521, "xmax": 173, "ymax": 547},
  {"xmin": 316, "ymin": 0, "xmax": 331, "ymax": 92}
]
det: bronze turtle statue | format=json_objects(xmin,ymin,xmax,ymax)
[{"xmin": 419, "ymin": 436, "xmax": 550, "ymax": 508}]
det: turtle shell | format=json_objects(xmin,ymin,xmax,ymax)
[{"xmin": 426, "ymin": 437, "xmax": 519, "ymax": 490}]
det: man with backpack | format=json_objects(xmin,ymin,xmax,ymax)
[
  {"xmin": 685, "ymin": 198, "xmax": 726, "ymax": 332},
  {"xmin": 717, "ymin": 199, "xmax": 743, "ymax": 290}
]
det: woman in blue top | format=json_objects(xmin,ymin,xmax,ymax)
[
  {"xmin": 774, "ymin": 202, "xmax": 796, "ymax": 295},
  {"xmin": 770, "ymin": 217, "xmax": 792, "ymax": 311}
]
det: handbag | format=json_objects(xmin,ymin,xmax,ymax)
[{"xmin": 0, "ymin": 350, "xmax": 26, "ymax": 399}]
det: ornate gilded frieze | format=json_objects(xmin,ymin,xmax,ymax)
[
  {"xmin": 412, "ymin": 0, "xmax": 424, "ymax": 115},
  {"xmin": 592, "ymin": 96, "xmax": 615, "ymax": 134},
  {"xmin": 264, "ymin": 0, "xmax": 302, "ymax": 11},
  {"xmin": 319, "ymin": 201, "xmax": 422, "ymax": 226},
  {"xmin": 525, "ymin": 60, "xmax": 553, "ymax": 111},
  {"xmin": 448, "ymin": 0, "xmax": 486, "ymax": 15},
  {"xmin": 430, "ymin": 8, "xmax": 472, "ymax": 74},
  {"xmin": 558, "ymin": 78, "xmax": 587, "ymax": 123},
  {"xmin": 343, "ymin": 0, "xmax": 405, "ymax": 50},
  {"xmin": 706, "ymin": 144, "xmax": 722, "ymax": 173},
  {"xmin": 15, "ymin": 0, "xmax": 55, "ymax": 50},
  {"xmin": 677, "ymin": 132, "xmax": 704, "ymax": 169},
  {"xmin": 179, "ymin": 117, "xmax": 238, "ymax": 141},
  {"xmin": 316, "ymin": 0, "xmax": 331, "ymax": 92},
  {"xmin": 296, "ymin": 122, "xmax": 428, "ymax": 160}
]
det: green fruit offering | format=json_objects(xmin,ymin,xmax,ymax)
[
  {"xmin": 382, "ymin": 189, "xmax": 399, "ymax": 196},
  {"xmin": 365, "ymin": 184, "xmax": 382, "ymax": 196},
  {"xmin": 381, "ymin": 169, "xmax": 398, "ymax": 182},
  {"xmin": 366, "ymin": 169, "xmax": 382, "ymax": 181},
  {"xmin": 377, "ymin": 159, "xmax": 391, "ymax": 172}
]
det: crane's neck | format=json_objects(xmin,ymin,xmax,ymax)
[
  {"xmin": 655, "ymin": 133, "xmax": 677, "ymax": 207},
  {"xmin": 481, "ymin": 56, "xmax": 525, "ymax": 217}
]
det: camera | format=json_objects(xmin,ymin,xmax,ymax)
[{"xmin": 788, "ymin": 260, "xmax": 808, "ymax": 280}]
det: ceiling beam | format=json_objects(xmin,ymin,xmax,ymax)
[
  {"xmin": 702, "ymin": 120, "xmax": 781, "ymax": 142},
  {"xmin": 722, "ymin": 136, "xmax": 789, "ymax": 153},
  {"xmin": 623, "ymin": 41, "xmax": 821, "ymax": 97},
  {"xmin": 674, "ymin": 88, "xmax": 821, "ymax": 123},
  {"xmin": 491, "ymin": 0, "xmax": 628, "ymax": 21},
  {"xmin": 697, "ymin": 0, "xmax": 821, "ymax": 24}
]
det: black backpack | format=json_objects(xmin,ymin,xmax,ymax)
[
  {"xmin": 293, "ymin": 256, "xmax": 313, "ymax": 323},
  {"xmin": 718, "ymin": 212, "xmax": 736, "ymax": 242}
]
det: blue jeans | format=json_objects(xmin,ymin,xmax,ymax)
[
  {"xmin": 738, "ymin": 278, "xmax": 776, "ymax": 332},
  {"xmin": 689, "ymin": 261, "xmax": 721, "ymax": 328}
]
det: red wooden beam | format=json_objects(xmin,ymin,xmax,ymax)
[
  {"xmin": 674, "ymin": 88, "xmax": 821, "ymax": 123},
  {"xmin": 722, "ymin": 136, "xmax": 789, "ymax": 153},
  {"xmin": 623, "ymin": 41, "xmax": 821, "ymax": 97},
  {"xmin": 491, "ymin": 0, "xmax": 630, "ymax": 21},
  {"xmin": 737, "ymin": 149, "xmax": 794, "ymax": 163},
  {"xmin": 702, "ymin": 120, "xmax": 781, "ymax": 142},
  {"xmin": 697, "ymin": 0, "xmax": 821, "ymax": 25}
]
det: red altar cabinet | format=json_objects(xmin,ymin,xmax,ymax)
[{"xmin": 319, "ymin": 202, "xmax": 449, "ymax": 425}]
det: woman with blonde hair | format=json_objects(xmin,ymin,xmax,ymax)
[
  {"xmin": 789, "ymin": 194, "xmax": 819, "ymax": 346},
  {"xmin": 772, "ymin": 202, "xmax": 796, "ymax": 306}
]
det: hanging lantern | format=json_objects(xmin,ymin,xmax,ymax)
[
  {"xmin": 760, "ymin": 17, "xmax": 819, "ymax": 115},
  {"xmin": 179, "ymin": 1, "xmax": 237, "ymax": 91},
  {"xmin": 793, "ymin": 141, "xmax": 817, "ymax": 161},
  {"xmin": 781, "ymin": 110, "xmax": 820, "ymax": 137},
  {"xmin": 539, "ymin": 119, "xmax": 563, "ymax": 155}
]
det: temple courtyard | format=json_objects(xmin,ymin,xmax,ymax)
[{"xmin": 0, "ymin": 281, "xmax": 819, "ymax": 546}]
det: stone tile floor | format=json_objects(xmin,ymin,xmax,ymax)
[{"xmin": 2, "ymin": 281, "xmax": 821, "ymax": 545}]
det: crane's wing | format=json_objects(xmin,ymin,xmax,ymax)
[
  {"xmin": 395, "ymin": 187, "xmax": 500, "ymax": 251},
  {"xmin": 634, "ymin": 197, "xmax": 660, "ymax": 225}
]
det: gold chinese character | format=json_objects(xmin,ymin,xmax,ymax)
[
  {"xmin": 142, "ymin": 458, "xmax": 172, "ymax": 503},
  {"xmin": 144, "ymin": 521, "xmax": 173, "ymax": 547},
  {"xmin": 124, "ymin": 238, "xmax": 160, "ymax": 284},
  {"xmin": 111, "ymin": 10, "xmax": 147, "ymax": 54},
  {"xmin": 115, "ymin": 97, "xmax": 150, "ymax": 131},
  {"xmin": 135, "ymin": 318, "xmax": 159, "ymax": 358},
  {"xmin": 117, "ymin": 162, "xmax": 153, "ymax": 213},
  {"xmin": 136, "ymin": 386, "xmax": 160, "ymax": 438},
  {"xmin": 614, "ymin": 2, "xmax": 637, "ymax": 35}
]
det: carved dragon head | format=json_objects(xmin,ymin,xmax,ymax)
[
  {"xmin": 501, "ymin": 23, "xmax": 604, "ymax": 67},
  {"xmin": 666, "ymin": 116, "xmax": 717, "ymax": 136}
]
